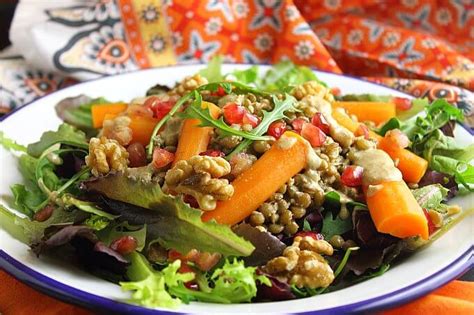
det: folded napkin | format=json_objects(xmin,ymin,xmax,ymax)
[
  {"xmin": 0, "ymin": 0, "xmax": 473, "ymax": 314},
  {"xmin": 0, "ymin": 269, "xmax": 472, "ymax": 314}
]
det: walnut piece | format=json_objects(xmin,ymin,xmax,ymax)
[
  {"xmin": 264, "ymin": 236, "xmax": 335, "ymax": 289},
  {"xmin": 292, "ymin": 81, "xmax": 335, "ymax": 102},
  {"xmin": 169, "ymin": 74, "xmax": 208, "ymax": 97},
  {"xmin": 100, "ymin": 115, "xmax": 133, "ymax": 146},
  {"xmin": 164, "ymin": 155, "xmax": 234, "ymax": 211},
  {"xmin": 85, "ymin": 137, "xmax": 129, "ymax": 177}
]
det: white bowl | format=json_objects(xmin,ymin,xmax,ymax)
[{"xmin": 1, "ymin": 64, "xmax": 472, "ymax": 314}]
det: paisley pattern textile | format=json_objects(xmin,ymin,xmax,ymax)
[{"xmin": 1, "ymin": 0, "xmax": 472, "ymax": 127}]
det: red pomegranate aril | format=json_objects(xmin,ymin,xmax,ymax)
[
  {"xmin": 144, "ymin": 96, "xmax": 174, "ymax": 121},
  {"xmin": 168, "ymin": 249, "xmax": 183, "ymax": 261},
  {"xmin": 33, "ymin": 205, "xmax": 54, "ymax": 222},
  {"xmin": 127, "ymin": 142, "xmax": 147, "ymax": 167},
  {"xmin": 242, "ymin": 112, "xmax": 259, "ymax": 128},
  {"xmin": 392, "ymin": 97, "xmax": 412, "ymax": 111},
  {"xmin": 295, "ymin": 231, "xmax": 324, "ymax": 240},
  {"xmin": 341, "ymin": 165, "xmax": 364, "ymax": 187},
  {"xmin": 301, "ymin": 123, "xmax": 326, "ymax": 147},
  {"xmin": 423, "ymin": 208, "xmax": 437, "ymax": 235},
  {"xmin": 291, "ymin": 118, "xmax": 306, "ymax": 134},
  {"xmin": 330, "ymin": 87, "xmax": 341, "ymax": 96},
  {"xmin": 152, "ymin": 148, "xmax": 175, "ymax": 169},
  {"xmin": 355, "ymin": 123, "xmax": 370, "ymax": 140},
  {"xmin": 199, "ymin": 149, "xmax": 225, "ymax": 158},
  {"xmin": 268, "ymin": 121, "xmax": 287, "ymax": 139},
  {"xmin": 110, "ymin": 236, "xmax": 138, "ymax": 255},
  {"xmin": 223, "ymin": 103, "xmax": 245, "ymax": 125},
  {"xmin": 183, "ymin": 194, "xmax": 200, "ymax": 208},
  {"xmin": 210, "ymin": 86, "xmax": 227, "ymax": 97},
  {"xmin": 311, "ymin": 113, "xmax": 330, "ymax": 135}
]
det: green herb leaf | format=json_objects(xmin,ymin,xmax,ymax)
[
  {"xmin": 83, "ymin": 173, "xmax": 255, "ymax": 257},
  {"xmin": 181, "ymin": 92, "xmax": 270, "ymax": 141},
  {"xmin": 321, "ymin": 212, "xmax": 352, "ymax": 240},
  {"xmin": 412, "ymin": 184, "xmax": 449, "ymax": 211},
  {"xmin": 0, "ymin": 131, "xmax": 27, "ymax": 152},
  {"xmin": 27, "ymin": 124, "xmax": 88, "ymax": 158},
  {"xmin": 228, "ymin": 93, "xmax": 297, "ymax": 158}
]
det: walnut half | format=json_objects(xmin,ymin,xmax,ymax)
[
  {"xmin": 85, "ymin": 137, "xmax": 129, "ymax": 177},
  {"xmin": 264, "ymin": 236, "xmax": 335, "ymax": 289},
  {"xmin": 164, "ymin": 155, "xmax": 234, "ymax": 211}
]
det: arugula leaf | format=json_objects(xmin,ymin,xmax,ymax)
[
  {"xmin": 412, "ymin": 184, "xmax": 448, "ymax": 211},
  {"xmin": 199, "ymin": 55, "xmax": 224, "ymax": 82},
  {"xmin": 321, "ymin": 212, "xmax": 352, "ymax": 239},
  {"xmin": 10, "ymin": 184, "xmax": 44, "ymax": 217},
  {"xmin": 0, "ymin": 131, "xmax": 27, "ymax": 152},
  {"xmin": 83, "ymin": 173, "xmax": 255, "ymax": 257},
  {"xmin": 121, "ymin": 252, "xmax": 194, "ymax": 308},
  {"xmin": 228, "ymin": 94, "xmax": 297, "ymax": 158},
  {"xmin": 27, "ymin": 124, "xmax": 88, "ymax": 158},
  {"xmin": 378, "ymin": 117, "xmax": 401, "ymax": 136},
  {"xmin": 324, "ymin": 191, "xmax": 367, "ymax": 208},
  {"xmin": 181, "ymin": 92, "xmax": 270, "ymax": 141}
]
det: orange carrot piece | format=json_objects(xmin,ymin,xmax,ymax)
[
  {"xmin": 202, "ymin": 132, "xmax": 307, "ymax": 225},
  {"xmin": 331, "ymin": 109, "xmax": 427, "ymax": 183},
  {"xmin": 364, "ymin": 181, "xmax": 429, "ymax": 240},
  {"xmin": 91, "ymin": 103, "xmax": 127, "ymax": 128},
  {"xmin": 128, "ymin": 114, "xmax": 160, "ymax": 146},
  {"xmin": 378, "ymin": 135, "xmax": 428, "ymax": 183},
  {"xmin": 332, "ymin": 101, "xmax": 396, "ymax": 125},
  {"xmin": 173, "ymin": 101, "xmax": 221, "ymax": 165}
]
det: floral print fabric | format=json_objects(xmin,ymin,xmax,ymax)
[{"xmin": 1, "ymin": 0, "xmax": 472, "ymax": 128}]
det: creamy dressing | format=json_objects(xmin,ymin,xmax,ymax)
[
  {"xmin": 305, "ymin": 96, "xmax": 354, "ymax": 148},
  {"xmin": 353, "ymin": 149, "xmax": 402, "ymax": 186},
  {"xmin": 277, "ymin": 134, "xmax": 297, "ymax": 150}
]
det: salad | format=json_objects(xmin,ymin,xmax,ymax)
[{"xmin": 1, "ymin": 59, "xmax": 472, "ymax": 309}]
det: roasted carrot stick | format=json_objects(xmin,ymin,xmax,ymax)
[
  {"xmin": 332, "ymin": 101, "xmax": 396, "ymax": 125},
  {"xmin": 331, "ymin": 108, "xmax": 427, "ymax": 183},
  {"xmin": 202, "ymin": 132, "xmax": 307, "ymax": 225},
  {"xmin": 128, "ymin": 114, "xmax": 160, "ymax": 146},
  {"xmin": 91, "ymin": 103, "xmax": 128, "ymax": 128},
  {"xmin": 364, "ymin": 181, "xmax": 429, "ymax": 240},
  {"xmin": 173, "ymin": 101, "xmax": 221, "ymax": 165},
  {"xmin": 378, "ymin": 135, "xmax": 428, "ymax": 183}
]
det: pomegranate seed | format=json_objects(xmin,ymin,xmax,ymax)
[
  {"xmin": 295, "ymin": 231, "xmax": 324, "ymax": 240},
  {"xmin": 267, "ymin": 121, "xmax": 287, "ymax": 139},
  {"xmin": 311, "ymin": 113, "xmax": 330, "ymax": 135},
  {"xmin": 210, "ymin": 86, "xmax": 227, "ymax": 97},
  {"xmin": 223, "ymin": 103, "xmax": 245, "ymax": 125},
  {"xmin": 152, "ymin": 148, "xmax": 175, "ymax": 169},
  {"xmin": 127, "ymin": 142, "xmax": 147, "ymax": 167},
  {"xmin": 341, "ymin": 165, "xmax": 364, "ymax": 187},
  {"xmin": 385, "ymin": 129, "xmax": 410, "ymax": 148},
  {"xmin": 183, "ymin": 194, "xmax": 200, "ymax": 208},
  {"xmin": 144, "ymin": 96, "xmax": 175, "ymax": 121},
  {"xmin": 423, "ymin": 209, "xmax": 436, "ymax": 235},
  {"xmin": 355, "ymin": 123, "xmax": 370, "ymax": 139},
  {"xmin": 392, "ymin": 97, "xmax": 412, "ymax": 111},
  {"xmin": 199, "ymin": 149, "xmax": 225, "ymax": 158},
  {"xmin": 33, "ymin": 205, "xmax": 54, "ymax": 222},
  {"xmin": 168, "ymin": 249, "xmax": 183, "ymax": 261},
  {"xmin": 330, "ymin": 87, "xmax": 341, "ymax": 96},
  {"xmin": 301, "ymin": 123, "xmax": 326, "ymax": 147},
  {"xmin": 291, "ymin": 118, "xmax": 306, "ymax": 134},
  {"xmin": 242, "ymin": 112, "xmax": 259, "ymax": 128},
  {"xmin": 110, "ymin": 236, "xmax": 138, "ymax": 255}
]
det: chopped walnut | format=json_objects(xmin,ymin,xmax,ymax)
[
  {"xmin": 85, "ymin": 137, "xmax": 129, "ymax": 177},
  {"xmin": 100, "ymin": 116, "xmax": 133, "ymax": 146},
  {"xmin": 264, "ymin": 236, "xmax": 335, "ymax": 289},
  {"xmin": 292, "ymin": 81, "xmax": 334, "ymax": 103},
  {"xmin": 169, "ymin": 74, "xmax": 208, "ymax": 97},
  {"xmin": 164, "ymin": 156, "xmax": 234, "ymax": 211}
]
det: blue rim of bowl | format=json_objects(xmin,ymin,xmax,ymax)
[{"xmin": 0, "ymin": 65, "xmax": 473, "ymax": 314}]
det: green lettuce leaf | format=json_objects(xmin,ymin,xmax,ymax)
[
  {"xmin": 260, "ymin": 60, "xmax": 324, "ymax": 91},
  {"xmin": 321, "ymin": 211, "xmax": 352, "ymax": 240},
  {"xmin": 83, "ymin": 173, "xmax": 255, "ymax": 257},
  {"xmin": 412, "ymin": 184, "xmax": 448, "ymax": 211},
  {"xmin": 0, "ymin": 131, "xmax": 27, "ymax": 152},
  {"xmin": 27, "ymin": 124, "xmax": 88, "ymax": 158},
  {"xmin": 231, "ymin": 66, "xmax": 259, "ymax": 85},
  {"xmin": 199, "ymin": 55, "xmax": 224, "ymax": 82}
]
